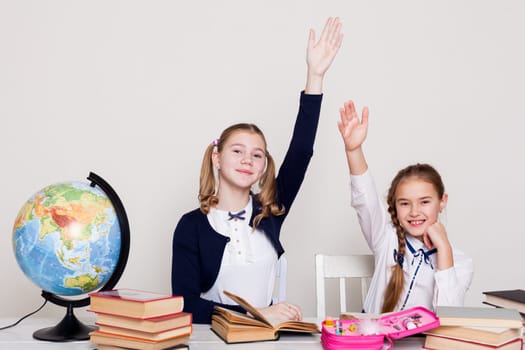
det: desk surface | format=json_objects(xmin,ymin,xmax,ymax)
[{"xmin": 0, "ymin": 317, "xmax": 426, "ymax": 349}]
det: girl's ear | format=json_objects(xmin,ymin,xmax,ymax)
[{"xmin": 439, "ymin": 193, "xmax": 449, "ymax": 212}]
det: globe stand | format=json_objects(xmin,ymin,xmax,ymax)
[
  {"xmin": 33, "ymin": 303, "xmax": 96, "ymax": 341},
  {"xmin": 28, "ymin": 172, "xmax": 130, "ymax": 342}
]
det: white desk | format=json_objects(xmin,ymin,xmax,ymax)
[{"xmin": 0, "ymin": 317, "xmax": 426, "ymax": 349}]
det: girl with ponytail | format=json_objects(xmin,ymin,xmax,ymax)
[
  {"xmin": 172, "ymin": 17, "xmax": 343, "ymax": 324},
  {"xmin": 337, "ymin": 100, "xmax": 473, "ymax": 314}
]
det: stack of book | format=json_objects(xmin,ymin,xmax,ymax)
[
  {"xmin": 424, "ymin": 306, "xmax": 524, "ymax": 350},
  {"xmin": 88, "ymin": 288, "xmax": 192, "ymax": 350},
  {"xmin": 483, "ymin": 289, "xmax": 525, "ymax": 325}
]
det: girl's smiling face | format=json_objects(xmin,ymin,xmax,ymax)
[
  {"xmin": 395, "ymin": 177, "xmax": 447, "ymax": 240},
  {"xmin": 213, "ymin": 131, "xmax": 267, "ymax": 191}
]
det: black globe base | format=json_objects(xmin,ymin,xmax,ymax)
[{"xmin": 33, "ymin": 304, "xmax": 96, "ymax": 342}]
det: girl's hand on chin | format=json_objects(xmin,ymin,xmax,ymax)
[{"xmin": 425, "ymin": 222, "xmax": 450, "ymax": 250}]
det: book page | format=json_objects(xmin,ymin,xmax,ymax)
[
  {"xmin": 222, "ymin": 290, "xmax": 273, "ymax": 327},
  {"xmin": 214, "ymin": 307, "xmax": 270, "ymax": 328},
  {"xmin": 273, "ymin": 320, "xmax": 319, "ymax": 332}
]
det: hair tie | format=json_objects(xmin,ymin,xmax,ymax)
[
  {"xmin": 212, "ymin": 139, "xmax": 219, "ymax": 147},
  {"xmin": 393, "ymin": 249, "xmax": 404, "ymax": 268}
]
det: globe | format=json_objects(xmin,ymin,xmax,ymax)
[
  {"xmin": 13, "ymin": 181, "xmax": 121, "ymax": 296},
  {"xmin": 11, "ymin": 172, "xmax": 130, "ymax": 341}
]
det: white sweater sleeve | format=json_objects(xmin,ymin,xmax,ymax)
[
  {"xmin": 350, "ymin": 170, "xmax": 391, "ymax": 253},
  {"xmin": 433, "ymin": 247, "xmax": 474, "ymax": 307}
]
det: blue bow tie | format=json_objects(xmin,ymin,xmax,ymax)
[
  {"xmin": 393, "ymin": 236, "xmax": 437, "ymax": 269},
  {"xmin": 228, "ymin": 210, "xmax": 246, "ymax": 221},
  {"xmin": 406, "ymin": 238, "xmax": 437, "ymax": 269}
]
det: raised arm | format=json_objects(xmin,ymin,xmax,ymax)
[
  {"xmin": 305, "ymin": 17, "xmax": 343, "ymax": 94},
  {"xmin": 337, "ymin": 100, "xmax": 369, "ymax": 175},
  {"xmin": 255, "ymin": 18, "xmax": 343, "ymax": 322},
  {"xmin": 274, "ymin": 17, "xmax": 344, "ymax": 210}
]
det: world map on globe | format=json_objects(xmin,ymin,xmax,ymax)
[{"xmin": 12, "ymin": 181, "xmax": 121, "ymax": 296}]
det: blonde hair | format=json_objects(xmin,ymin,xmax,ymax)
[
  {"xmin": 198, "ymin": 123, "xmax": 285, "ymax": 229},
  {"xmin": 382, "ymin": 163, "xmax": 445, "ymax": 313}
]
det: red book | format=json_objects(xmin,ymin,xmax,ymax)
[
  {"xmin": 97, "ymin": 345, "xmax": 188, "ymax": 350},
  {"xmin": 89, "ymin": 289, "xmax": 184, "ymax": 319},
  {"xmin": 424, "ymin": 334, "xmax": 523, "ymax": 350},
  {"xmin": 90, "ymin": 330, "xmax": 190, "ymax": 350},
  {"xmin": 96, "ymin": 323, "xmax": 192, "ymax": 342},
  {"xmin": 94, "ymin": 311, "xmax": 192, "ymax": 333}
]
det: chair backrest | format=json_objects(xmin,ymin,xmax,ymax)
[
  {"xmin": 272, "ymin": 254, "xmax": 288, "ymax": 304},
  {"xmin": 315, "ymin": 254, "xmax": 374, "ymax": 319}
]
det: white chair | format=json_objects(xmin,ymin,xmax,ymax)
[
  {"xmin": 315, "ymin": 254, "xmax": 374, "ymax": 319},
  {"xmin": 272, "ymin": 254, "xmax": 288, "ymax": 304}
]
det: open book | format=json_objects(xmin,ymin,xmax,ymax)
[{"xmin": 211, "ymin": 290, "xmax": 320, "ymax": 343}]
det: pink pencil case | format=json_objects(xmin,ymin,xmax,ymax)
[{"xmin": 321, "ymin": 306, "xmax": 439, "ymax": 350}]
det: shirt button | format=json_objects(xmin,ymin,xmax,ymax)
[{"xmin": 238, "ymin": 251, "xmax": 242, "ymax": 255}]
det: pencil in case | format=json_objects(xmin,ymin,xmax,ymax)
[{"xmin": 321, "ymin": 306, "xmax": 440, "ymax": 350}]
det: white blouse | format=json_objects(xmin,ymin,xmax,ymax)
[
  {"xmin": 201, "ymin": 197, "xmax": 278, "ymax": 308},
  {"xmin": 350, "ymin": 170, "xmax": 474, "ymax": 314}
]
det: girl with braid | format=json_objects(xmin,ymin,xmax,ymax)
[{"xmin": 337, "ymin": 100, "xmax": 473, "ymax": 314}]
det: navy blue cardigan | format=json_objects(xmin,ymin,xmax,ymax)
[{"xmin": 171, "ymin": 92, "xmax": 322, "ymax": 324}]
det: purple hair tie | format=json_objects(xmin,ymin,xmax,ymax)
[{"xmin": 212, "ymin": 139, "xmax": 219, "ymax": 147}]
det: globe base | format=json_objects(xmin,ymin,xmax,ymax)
[{"xmin": 33, "ymin": 304, "xmax": 96, "ymax": 342}]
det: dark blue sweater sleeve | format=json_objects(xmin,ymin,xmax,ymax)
[{"xmin": 276, "ymin": 91, "xmax": 323, "ymax": 216}]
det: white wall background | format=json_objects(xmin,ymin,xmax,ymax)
[{"xmin": 1, "ymin": 1, "xmax": 524, "ymax": 321}]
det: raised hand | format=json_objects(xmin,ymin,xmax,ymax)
[
  {"xmin": 305, "ymin": 17, "xmax": 343, "ymax": 94},
  {"xmin": 307, "ymin": 17, "xmax": 343, "ymax": 76},
  {"xmin": 337, "ymin": 100, "xmax": 369, "ymax": 153}
]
